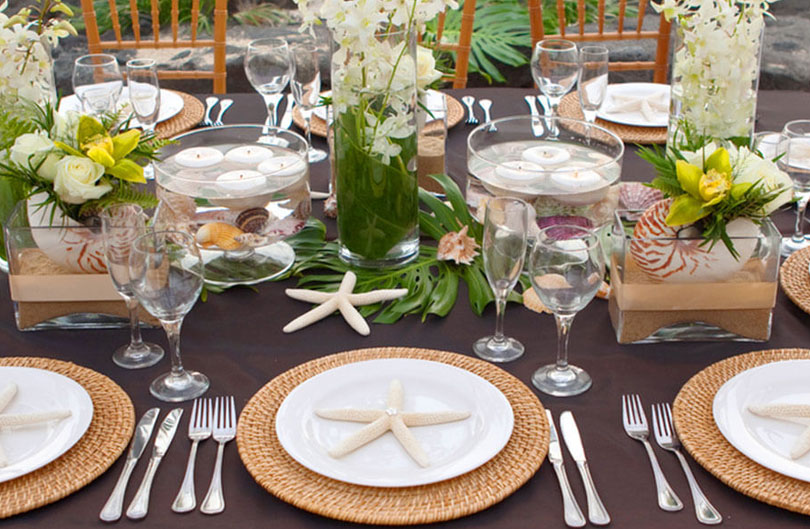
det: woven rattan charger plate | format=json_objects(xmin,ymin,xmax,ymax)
[
  {"xmin": 155, "ymin": 91, "xmax": 205, "ymax": 139},
  {"xmin": 673, "ymin": 348, "xmax": 810, "ymax": 515},
  {"xmin": 292, "ymin": 93, "xmax": 465, "ymax": 138},
  {"xmin": 558, "ymin": 91, "xmax": 667, "ymax": 144},
  {"xmin": 237, "ymin": 347, "xmax": 548, "ymax": 525},
  {"xmin": 779, "ymin": 246, "xmax": 810, "ymax": 315},
  {"xmin": 0, "ymin": 357, "xmax": 134, "ymax": 518}
]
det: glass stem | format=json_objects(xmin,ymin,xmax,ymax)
[
  {"xmin": 554, "ymin": 313, "xmax": 575, "ymax": 371},
  {"xmin": 126, "ymin": 297, "xmax": 144, "ymax": 348},
  {"xmin": 162, "ymin": 319, "xmax": 186, "ymax": 378},
  {"xmin": 266, "ymin": 101, "xmax": 277, "ymax": 127},
  {"xmin": 304, "ymin": 110, "xmax": 314, "ymax": 150},
  {"xmin": 492, "ymin": 293, "xmax": 507, "ymax": 343},
  {"xmin": 793, "ymin": 194, "xmax": 809, "ymax": 242}
]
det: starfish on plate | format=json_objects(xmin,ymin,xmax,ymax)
[
  {"xmin": 748, "ymin": 403, "xmax": 810, "ymax": 459},
  {"xmin": 316, "ymin": 379, "xmax": 470, "ymax": 467},
  {"xmin": 283, "ymin": 271, "xmax": 408, "ymax": 336},
  {"xmin": 0, "ymin": 383, "xmax": 72, "ymax": 467}
]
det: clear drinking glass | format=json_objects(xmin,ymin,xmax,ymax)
[
  {"xmin": 290, "ymin": 39, "xmax": 328, "ymax": 163},
  {"xmin": 778, "ymin": 120, "xmax": 810, "ymax": 257},
  {"xmin": 473, "ymin": 197, "xmax": 532, "ymax": 363},
  {"xmin": 73, "ymin": 54, "xmax": 124, "ymax": 116},
  {"xmin": 531, "ymin": 39, "xmax": 579, "ymax": 118},
  {"xmin": 126, "ymin": 58, "xmax": 161, "ymax": 179},
  {"xmin": 577, "ymin": 46, "xmax": 609, "ymax": 124},
  {"xmin": 101, "ymin": 204, "xmax": 164, "ymax": 369},
  {"xmin": 245, "ymin": 37, "xmax": 292, "ymax": 130},
  {"xmin": 529, "ymin": 225, "xmax": 604, "ymax": 397},
  {"xmin": 129, "ymin": 230, "xmax": 209, "ymax": 402}
]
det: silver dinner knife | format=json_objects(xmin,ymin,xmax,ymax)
[
  {"xmin": 279, "ymin": 93, "xmax": 295, "ymax": 129},
  {"xmin": 99, "ymin": 408, "xmax": 160, "ymax": 522},
  {"xmin": 546, "ymin": 410, "xmax": 586, "ymax": 528},
  {"xmin": 559, "ymin": 411, "xmax": 611, "ymax": 526},
  {"xmin": 524, "ymin": 95, "xmax": 544, "ymax": 136},
  {"xmin": 126, "ymin": 408, "xmax": 183, "ymax": 520}
]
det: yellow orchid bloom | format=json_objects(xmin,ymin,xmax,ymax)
[
  {"xmin": 73, "ymin": 116, "xmax": 145, "ymax": 183},
  {"xmin": 666, "ymin": 147, "xmax": 733, "ymax": 226}
]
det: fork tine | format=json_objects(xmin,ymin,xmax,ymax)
[
  {"xmin": 206, "ymin": 398, "xmax": 212, "ymax": 430},
  {"xmin": 229, "ymin": 396, "xmax": 236, "ymax": 430},
  {"xmin": 634, "ymin": 394, "xmax": 647, "ymax": 426},
  {"xmin": 663, "ymin": 402, "xmax": 674, "ymax": 436},
  {"xmin": 621, "ymin": 395, "xmax": 629, "ymax": 426},
  {"xmin": 213, "ymin": 397, "xmax": 221, "ymax": 430},
  {"xmin": 189, "ymin": 399, "xmax": 199, "ymax": 432}
]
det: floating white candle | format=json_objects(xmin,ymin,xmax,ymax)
[
  {"xmin": 551, "ymin": 169, "xmax": 608, "ymax": 206},
  {"xmin": 216, "ymin": 170, "xmax": 265, "ymax": 194},
  {"xmin": 174, "ymin": 147, "xmax": 224, "ymax": 168},
  {"xmin": 522, "ymin": 145, "xmax": 571, "ymax": 166},
  {"xmin": 257, "ymin": 155, "xmax": 307, "ymax": 179},
  {"xmin": 224, "ymin": 145, "xmax": 275, "ymax": 165},
  {"xmin": 494, "ymin": 160, "xmax": 545, "ymax": 181}
]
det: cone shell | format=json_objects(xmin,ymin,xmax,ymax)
[{"xmin": 195, "ymin": 222, "xmax": 245, "ymax": 251}]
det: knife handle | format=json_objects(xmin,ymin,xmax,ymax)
[
  {"xmin": 576, "ymin": 461, "xmax": 611, "ymax": 525},
  {"xmin": 552, "ymin": 461, "xmax": 586, "ymax": 527},
  {"xmin": 99, "ymin": 458, "xmax": 138, "ymax": 522},
  {"xmin": 126, "ymin": 455, "xmax": 162, "ymax": 520}
]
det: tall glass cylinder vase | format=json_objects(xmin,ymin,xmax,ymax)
[
  {"xmin": 332, "ymin": 28, "xmax": 419, "ymax": 268},
  {"xmin": 667, "ymin": 11, "xmax": 764, "ymax": 147}
]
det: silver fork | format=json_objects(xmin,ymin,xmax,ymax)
[
  {"xmin": 621, "ymin": 394, "xmax": 683, "ymax": 512},
  {"xmin": 203, "ymin": 96, "xmax": 218, "ymax": 127},
  {"xmin": 200, "ymin": 396, "xmax": 236, "ymax": 515},
  {"xmin": 652, "ymin": 403, "xmax": 722, "ymax": 525},
  {"xmin": 462, "ymin": 95, "xmax": 478, "ymax": 125},
  {"xmin": 213, "ymin": 99, "xmax": 233, "ymax": 127},
  {"xmin": 171, "ymin": 398, "xmax": 212, "ymax": 513}
]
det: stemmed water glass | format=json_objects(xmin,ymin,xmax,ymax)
[
  {"xmin": 778, "ymin": 120, "xmax": 810, "ymax": 256},
  {"xmin": 577, "ymin": 46, "xmax": 609, "ymax": 124},
  {"xmin": 531, "ymin": 39, "xmax": 579, "ymax": 119},
  {"xmin": 72, "ymin": 54, "xmax": 124, "ymax": 116},
  {"xmin": 473, "ymin": 197, "xmax": 532, "ymax": 363},
  {"xmin": 128, "ymin": 230, "xmax": 209, "ymax": 402},
  {"xmin": 244, "ymin": 37, "xmax": 292, "ymax": 131},
  {"xmin": 101, "ymin": 204, "xmax": 164, "ymax": 369},
  {"xmin": 126, "ymin": 58, "xmax": 161, "ymax": 179},
  {"xmin": 290, "ymin": 39, "xmax": 328, "ymax": 163},
  {"xmin": 529, "ymin": 225, "xmax": 604, "ymax": 397}
]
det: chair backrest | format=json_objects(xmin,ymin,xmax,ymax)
[
  {"xmin": 528, "ymin": 0, "xmax": 671, "ymax": 83},
  {"xmin": 434, "ymin": 0, "xmax": 477, "ymax": 89},
  {"xmin": 80, "ymin": 0, "xmax": 228, "ymax": 94}
]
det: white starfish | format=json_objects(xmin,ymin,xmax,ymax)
[
  {"xmin": 0, "ymin": 383, "xmax": 72, "ymax": 467},
  {"xmin": 316, "ymin": 379, "xmax": 470, "ymax": 467},
  {"xmin": 748, "ymin": 403, "xmax": 810, "ymax": 459},
  {"xmin": 283, "ymin": 271, "xmax": 408, "ymax": 336}
]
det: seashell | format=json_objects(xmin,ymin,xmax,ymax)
[
  {"xmin": 235, "ymin": 208, "xmax": 270, "ymax": 233},
  {"xmin": 532, "ymin": 273, "xmax": 572, "ymax": 290},
  {"xmin": 537, "ymin": 215, "xmax": 593, "ymax": 240},
  {"xmin": 323, "ymin": 193, "xmax": 337, "ymax": 218},
  {"xmin": 437, "ymin": 225, "xmax": 480, "ymax": 265},
  {"xmin": 234, "ymin": 232, "xmax": 272, "ymax": 247},
  {"xmin": 619, "ymin": 182, "xmax": 663, "ymax": 219},
  {"xmin": 522, "ymin": 288, "xmax": 552, "ymax": 314},
  {"xmin": 596, "ymin": 281, "xmax": 611, "ymax": 300},
  {"xmin": 629, "ymin": 199, "xmax": 759, "ymax": 282},
  {"xmin": 195, "ymin": 222, "xmax": 245, "ymax": 251},
  {"xmin": 156, "ymin": 187, "xmax": 197, "ymax": 223}
]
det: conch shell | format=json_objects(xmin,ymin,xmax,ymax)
[
  {"xmin": 437, "ymin": 225, "xmax": 479, "ymax": 265},
  {"xmin": 195, "ymin": 222, "xmax": 245, "ymax": 251}
]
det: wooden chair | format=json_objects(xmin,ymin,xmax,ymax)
[
  {"xmin": 528, "ymin": 0, "xmax": 671, "ymax": 83},
  {"xmin": 80, "ymin": 0, "xmax": 228, "ymax": 93},
  {"xmin": 434, "ymin": 0, "xmax": 477, "ymax": 89}
]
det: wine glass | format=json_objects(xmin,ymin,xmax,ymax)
[
  {"xmin": 473, "ymin": 197, "xmax": 532, "ymax": 363},
  {"xmin": 129, "ymin": 230, "xmax": 209, "ymax": 401},
  {"xmin": 778, "ymin": 120, "xmax": 810, "ymax": 257},
  {"xmin": 531, "ymin": 39, "xmax": 578, "ymax": 119},
  {"xmin": 101, "ymin": 204, "xmax": 164, "ymax": 369},
  {"xmin": 72, "ymin": 54, "xmax": 123, "ymax": 116},
  {"xmin": 126, "ymin": 58, "xmax": 161, "ymax": 179},
  {"xmin": 290, "ymin": 39, "xmax": 328, "ymax": 163},
  {"xmin": 529, "ymin": 225, "xmax": 604, "ymax": 397},
  {"xmin": 245, "ymin": 37, "xmax": 292, "ymax": 131},
  {"xmin": 578, "ymin": 46, "xmax": 609, "ymax": 124}
]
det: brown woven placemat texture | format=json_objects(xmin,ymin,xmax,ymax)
[
  {"xmin": 0, "ymin": 357, "xmax": 134, "ymax": 518},
  {"xmin": 237, "ymin": 346, "xmax": 548, "ymax": 525},
  {"xmin": 293, "ymin": 94, "xmax": 465, "ymax": 138},
  {"xmin": 155, "ymin": 91, "xmax": 205, "ymax": 139},
  {"xmin": 673, "ymin": 348, "xmax": 810, "ymax": 515},
  {"xmin": 558, "ymin": 91, "xmax": 667, "ymax": 144},
  {"xmin": 779, "ymin": 246, "xmax": 810, "ymax": 315}
]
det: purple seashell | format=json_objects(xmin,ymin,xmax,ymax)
[
  {"xmin": 619, "ymin": 182, "xmax": 663, "ymax": 220},
  {"xmin": 537, "ymin": 216, "xmax": 593, "ymax": 239}
]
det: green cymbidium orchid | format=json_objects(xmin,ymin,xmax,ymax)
[{"xmin": 666, "ymin": 147, "xmax": 737, "ymax": 226}]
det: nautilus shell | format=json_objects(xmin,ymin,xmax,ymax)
[{"xmin": 629, "ymin": 199, "xmax": 759, "ymax": 282}]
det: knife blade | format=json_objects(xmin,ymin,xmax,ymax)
[
  {"xmin": 126, "ymin": 408, "xmax": 183, "ymax": 520},
  {"xmin": 559, "ymin": 411, "xmax": 611, "ymax": 525},
  {"xmin": 279, "ymin": 93, "xmax": 295, "ymax": 129},
  {"xmin": 99, "ymin": 408, "xmax": 160, "ymax": 522},
  {"xmin": 524, "ymin": 95, "xmax": 544, "ymax": 137},
  {"xmin": 546, "ymin": 410, "xmax": 585, "ymax": 528}
]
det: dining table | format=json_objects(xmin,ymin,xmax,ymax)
[{"xmin": 2, "ymin": 87, "xmax": 810, "ymax": 529}]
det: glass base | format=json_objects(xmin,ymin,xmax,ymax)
[
  {"xmin": 531, "ymin": 364, "xmax": 592, "ymax": 397},
  {"xmin": 781, "ymin": 235, "xmax": 810, "ymax": 257},
  {"xmin": 308, "ymin": 148, "xmax": 328, "ymax": 163},
  {"xmin": 150, "ymin": 370, "xmax": 209, "ymax": 402},
  {"xmin": 473, "ymin": 336, "xmax": 524, "ymax": 363},
  {"xmin": 338, "ymin": 236, "xmax": 419, "ymax": 269},
  {"xmin": 113, "ymin": 341, "xmax": 164, "ymax": 369},
  {"xmin": 201, "ymin": 241, "xmax": 295, "ymax": 286}
]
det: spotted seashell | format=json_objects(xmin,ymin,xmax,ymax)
[
  {"xmin": 629, "ymin": 199, "xmax": 759, "ymax": 282},
  {"xmin": 619, "ymin": 182, "xmax": 663, "ymax": 219},
  {"xmin": 235, "ymin": 208, "xmax": 270, "ymax": 233},
  {"xmin": 195, "ymin": 222, "xmax": 245, "ymax": 251}
]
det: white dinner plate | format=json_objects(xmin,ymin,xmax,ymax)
[
  {"xmin": 596, "ymin": 82, "xmax": 670, "ymax": 128},
  {"xmin": 312, "ymin": 90, "xmax": 331, "ymax": 122},
  {"xmin": 0, "ymin": 367, "xmax": 94, "ymax": 483},
  {"xmin": 59, "ymin": 88, "xmax": 185, "ymax": 127},
  {"xmin": 275, "ymin": 358, "xmax": 514, "ymax": 487},
  {"xmin": 713, "ymin": 359, "xmax": 810, "ymax": 482}
]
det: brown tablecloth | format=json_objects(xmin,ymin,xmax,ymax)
[{"xmin": 2, "ymin": 89, "xmax": 809, "ymax": 528}]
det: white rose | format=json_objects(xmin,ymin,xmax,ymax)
[
  {"xmin": 735, "ymin": 155, "xmax": 793, "ymax": 214},
  {"xmin": 9, "ymin": 132, "xmax": 62, "ymax": 181},
  {"xmin": 53, "ymin": 156, "xmax": 112, "ymax": 204},
  {"xmin": 416, "ymin": 45, "xmax": 442, "ymax": 89}
]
